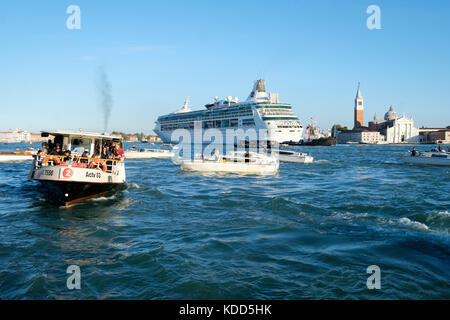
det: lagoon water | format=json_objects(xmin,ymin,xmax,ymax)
[{"xmin": 0, "ymin": 143, "xmax": 449, "ymax": 299}]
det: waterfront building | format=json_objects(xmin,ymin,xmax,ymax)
[
  {"xmin": 418, "ymin": 128, "xmax": 450, "ymax": 144},
  {"xmin": 368, "ymin": 105, "xmax": 420, "ymax": 143},
  {"xmin": 0, "ymin": 129, "xmax": 31, "ymax": 143},
  {"xmin": 337, "ymin": 84, "xmax": 420, "ymax": 144},
  {"xmin": 337, "ymin": 129, "xmax": 384, "ymax": 144},
  {"xmin": 126, "ymin": 135, "xmax": 139, "ymax": 142},
  {"xmin": 148, "ymin": 135, "xmax": 162, "ymax": 142}
]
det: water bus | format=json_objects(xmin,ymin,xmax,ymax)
[{"xmin": 29, "ymin": 130, "xmax": 126, "ymax": 206}]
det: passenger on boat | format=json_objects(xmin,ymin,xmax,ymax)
[
  {"xmin": 112, "ymin": 144, "xmax": 124, "ymax": 160},
  {"xmin": 101, "ymin": 146, "xmax": 109, "ymax": 159},
  {"xmin": 438, "ymin": 145, "xmax": 442, "ymax": 152},
  {"xmin": 47, "ymin": 140, "xmax": 54, "ymax": 152},
  {"xmin": 50, "ymin": 142, "xmax": 62, "ymax": 155},
  {"xmin": 72, "ymin": 140, "xmax": 85, "ymax": 156},
  {"xmin": 41, "ymin": 142, "xmax": 49, "ymax": 155},
  {"xmin": 411, "ymin": 147, "xmax": 418, "ymax": 157},
  {"xmin": 80, "ymin": 151, "xmax": 89, "ymax": 164}
]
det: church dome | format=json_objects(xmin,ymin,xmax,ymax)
[{"xmin": 384, "ymin": 105, "xmax": 398, "ymax": 121}]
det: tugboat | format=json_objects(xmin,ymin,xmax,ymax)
[{"xmin": 29, "ymin": 130, "xmax": 126, "ymax": 206}]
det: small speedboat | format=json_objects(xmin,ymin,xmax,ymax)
[
  {"xmin": 0, "ymin": 150, "xmax": 36, "ymax": 162},
  {"xmin": 402, "ymin": 151, "xmax": 450, "ymax": 166},
  {"xmin": 124, "ymin": 148, "xmax": 173, "ymax": 159},
  {"xmin": 275, "ymin": 150, "xmax": 313, "ymax": 163},
  {"xmin": 173, "ymin": 151, "xmax": 279, "ymax": 175}
]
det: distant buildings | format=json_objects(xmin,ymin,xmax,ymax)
[
  {"xmin": 0, "ymin": 129, "xmax": 31, "ymax": 143},
  {"xmin": 126, "ymin": 135, "xmax": 139, "ymax": 142},
  {"xmin": 368, "ymin": 106, "xmax": 420, "ymax": 143},
  {"xmin": 148, "ymin": 135, "xmax": 162, "ymax": 142},
  {"xmin": 337, "ymin": 84, "xmax": 421, "ymax": 144},
  {"xmin": 418, "ymin": 128, "xmax": 450, "ymax": 144}
]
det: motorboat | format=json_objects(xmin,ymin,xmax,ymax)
[
  {"xmin": 173, "ymin": 150, "xmax": 279, "ymax": 174},
  {"xmin": 275, "ymin": 150, "xmax": 313, "ymax": 163},
  {"xmin": 402, "ymin": 151, "xmax": 450, "ymax": 166},
  {"xmin": 0, "ymin": 149, "xmax": 36, "ymax": 162},
  {"xmin": 124, "ymin": 148, "xmax": 173, "ymax": 159},
  {"xmin": 29, "ymin": 130, "xmax": 126, "ymax": 206}
]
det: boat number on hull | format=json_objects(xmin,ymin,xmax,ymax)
[
  {"xmin": 86, "ymin": 172, "xmax": 102, "ymax": 178},
  {"xmin": 62, "ymin": 168, "xmax": 73, "ymax": 178},
  {"xmin": 44, "ymin": 169, "xmax": 54, "ymax": 176}
]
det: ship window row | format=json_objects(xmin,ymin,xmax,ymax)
[
  {"xmin": 262, "ymin": 116, "xmax": 299, "ymax": 121},
  {"xmin": 159, "ymin": 108, "xmax": 253, "ymax": 122},
  {"xmin": 159, "ymin": 111, "xmax": 253, "ymax": 124},
  {"xmin": 256, "ymin": 105, "xmax": 291, "ymax": 109},
  {"xmin": 259, "ymin": 110, "xmax": 294, "ymax": 116},
  {"xmin": 160, "ymin": 118, "xmax": 257, "ymax": 131}
]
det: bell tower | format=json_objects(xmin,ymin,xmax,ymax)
[{"xmin": 354, "ymin": 82, "xmax": 364, "ymax": 129}]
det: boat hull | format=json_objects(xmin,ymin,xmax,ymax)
[
  {"xmin": 124, "ymin": 150, "xmax": 173, "ymax": 159},
  {"xmin": 288, "ymin": 137, "xmax": 337, "ymax": 146},
  {"xmin": 402, "ymin": 154, "xmax": 450, "ymax": 166},
  {"xmin": 0, "ymin": 154, "xmax": 33, "ymax": 162},
  {"xmin": 178, "ymin": 160, "xmax": 279, "ymax": 175},
  {"xmin": 38, "ymin": 180, "xmax": 124, "ymax": 206},
  {"xmin": 278, "ymin": 154, "xmax": 313, "ymax": 163},
  {"xmin": 29, "ymin": 159, "xmax": 126, "ymax": 205}
]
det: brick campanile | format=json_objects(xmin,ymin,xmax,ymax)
[{"xmin": 354, "ymin": 82, "xmax": 364, "ymax": 129}]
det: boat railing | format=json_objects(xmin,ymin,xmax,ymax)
[{"xmin": 34, "ymin": 154, "xmax": 123, "ymax": 173}]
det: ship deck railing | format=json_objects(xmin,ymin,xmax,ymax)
[{"xmin": 33, "ymin": 155, "xmax": 123, "ymax": 173}]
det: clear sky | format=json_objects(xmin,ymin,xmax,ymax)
[{"xmin": 1, "ymin": 0, "xmax": 449, "ymax": 134}]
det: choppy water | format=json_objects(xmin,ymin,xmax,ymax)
[{"xmin": 0, "ymin": 142, "xmax": 449, "ymax": 299}]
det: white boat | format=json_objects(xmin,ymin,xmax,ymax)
[
  {"xmin": 0, "ymin": 150, "xmax": 36, "ymax": 162},
  {"xmin": 402, "ymin": 151, "xmax": 450, "ymax": 166},
  {"xmin": 29, "ymin": 130, "xmax": 126, "ymax": 206},
  {"xmin": 154, "ymin": 79, "xmax": 304, "ymax": 144},
  {"xmin": 276, "ymin": 150, "xmax": 314, "ymax": 163},
  {"xmin": 124, "ymin": 148, "xmax": 173, "ymax": 159},
  {"xmin": 173, "ymin": 151, "xmax": 279, "ymax": 175}
]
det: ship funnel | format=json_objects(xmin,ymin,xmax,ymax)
[{"xmin": 247, "ymin": 79, "xmax": 269, "ymax": 102}]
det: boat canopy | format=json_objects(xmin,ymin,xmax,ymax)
[
  {"xmin": 40, "ymin": 130, "xmax": 123, "ymax": 157},
  {"xmin": 41, "ymin": 130, "xmax": 123, "ymax": 141}
]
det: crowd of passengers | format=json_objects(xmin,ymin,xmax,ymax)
[{"xmin": 36, "ymin": 138, "xmax": 124, "ymax": 164}]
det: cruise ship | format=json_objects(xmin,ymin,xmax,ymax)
[{"xmin": 154, "ymin": 80, "xmax": 303, "ymax": 144}]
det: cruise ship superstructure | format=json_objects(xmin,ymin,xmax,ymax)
[{"xmin": 154, "ymin": 80, "xmax": 303, "ymax": 144}]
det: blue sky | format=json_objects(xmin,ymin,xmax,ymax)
[{"xmin": 1, "ymin": 0, "xmax": 449, "ymax": 134}]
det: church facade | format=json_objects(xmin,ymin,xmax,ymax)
[
  {"xmin": 368, "ymin": 106, "xmax": 420, "ymax": 143},
  {"xmin": 337, "ymin": 84, "xmax": 420, "ymax": 144}
]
